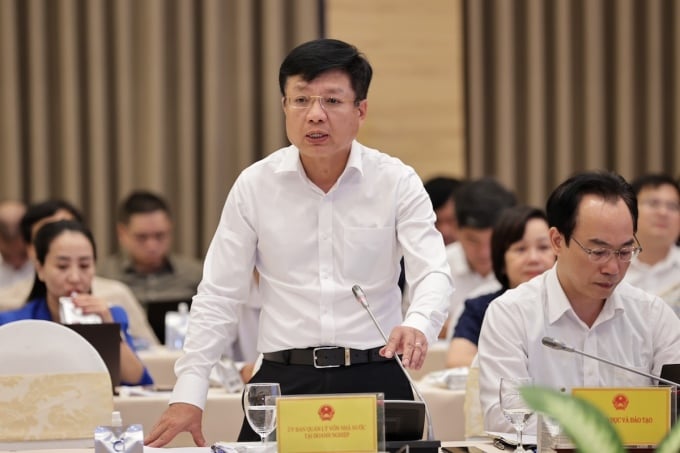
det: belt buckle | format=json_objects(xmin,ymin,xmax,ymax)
[{"xmin": 313, "ymin": 346, "xmax": 349, "ymax": 368}]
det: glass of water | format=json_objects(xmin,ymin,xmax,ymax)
[
  {"xmin": 243, "ymin": 382, "xmax": 281, "ymax": 444},
  {"xmin": 499, "ymin": 377, "xmax": 534, "ymax": 452}
]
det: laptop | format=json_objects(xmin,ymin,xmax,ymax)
[
  {"xmin": 384, "ymin": 400, "xmax": 425, "ymax": 441},
  {"xmin": 384, "ymin": 400, "xmax": 440, "ymax": 453},
  {"xmin": 660, "ymin": 364, "xmax": 680, "ymax": 423},
  {"xmin": 66, "ymin": 323, "xmax": 121, "ymax": 392},
  {"xmin": 145, "ymin": 299, "xmax": 192, "ymax": 344},
  {"xmin": 661, "ymin": 364, "xmax": 680, "ymax": 386}
]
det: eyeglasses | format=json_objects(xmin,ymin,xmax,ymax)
[
  {"xmin": 639, "ymin": 199, "xmax": 680, "ymax": 213},
  {"xmin": 570, "ymin": 237, "xmax": 642, "ymax": 263},
  {"xmin": 284, "ymin": 95, "xmax": 357, "ymax": 111}
]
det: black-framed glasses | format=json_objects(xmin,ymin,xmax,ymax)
[
  {"xmin": 570, "ymin": 236, "xmax": 642, "ymax": 263},
  {"xmin": 284, "ymin": 95, "xmax": 357, "ymax": 111}
]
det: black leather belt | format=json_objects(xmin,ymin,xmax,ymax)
[{"xmin": 263, "ymin": 346, "xmax": 389, "ymax": 368}]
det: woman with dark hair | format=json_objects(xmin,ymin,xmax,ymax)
[
  {"xmin": 0, "ymin": 220, "xmax": 153, "ymax": 386},
  {"xmin": 446, "ymin": 206, "xmax": 555, "ymax": 368}
]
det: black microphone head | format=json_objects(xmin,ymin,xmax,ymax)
[{"xmin": 541, "ymin": 336, "xmax": 571, "ymax": 351}]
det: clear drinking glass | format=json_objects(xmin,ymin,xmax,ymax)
[
  {"xmin": 243, "ymin": 382, "xmax": 281, "ymax": 445},
  {"xmin": 499, "ymin": 377, "xmax": 534, "ymax": 452}
]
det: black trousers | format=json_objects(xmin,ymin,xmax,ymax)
[{"xmin": 237, "ymin": 358, "xmax": 414, "ymax": 441}]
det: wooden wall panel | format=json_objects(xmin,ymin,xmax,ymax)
[{"xmin": 325, "ymin": 0, "xmax": 465, "ymax": 181}]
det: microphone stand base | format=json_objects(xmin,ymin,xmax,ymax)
[{"xmin": 385, "ymin": 439, "xmax": 441, "ymax": 453}]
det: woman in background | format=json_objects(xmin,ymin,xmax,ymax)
[
  {"xmin": 0, "ymin": 219, "xmax": 153, "ymax": 386},
  {"xmin": 446, "ymin": 205, "xmax": 555, "ymax": 368}
]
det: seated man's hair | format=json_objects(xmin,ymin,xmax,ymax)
[
  {"xmin": 20, "ymin": 199, "xmax": 84, "ymax": 244},
  {"xmin": 118, "ymin": 190, "xmax": 171, "ymax": 224},
  {"xmin": 454, "ymin": 178, "xmax": 517, "ymax": 229},
  {"xmin": 424, "ymin": 176, "xmax": 464, "ymax": 211}
]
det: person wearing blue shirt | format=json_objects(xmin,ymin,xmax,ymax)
[{"xmin": 0, "ymin": 219, "xmax": 153, "ymax": 386}]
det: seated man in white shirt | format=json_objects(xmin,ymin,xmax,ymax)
[
  {"xmin": 443, "ymin": 177, "xmax": 516, "ymax": 338},
  {"xmin": 478, "ymin": 171, "xmax": 680, "ymax": 433},
  {"xmin": 0, "ymin": 200, "xmax": 33, "ymax": 288},
  {"xmin": 623, "ymin": 173, "xmax": 680, "ymax": 315}
]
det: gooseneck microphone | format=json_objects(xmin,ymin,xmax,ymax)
[
  {"xmin": 352, "ymin": 284, "xmax": 436, "ymax": 441},
  {"xmin": 541, "ymin": 336, "xmax": 680, "ymax": 387}
]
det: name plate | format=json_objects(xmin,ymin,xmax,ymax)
[
  {"xmin": 572, "ymin": 387, "xmax": 672, "ymax": 446},
  {"xmin": 277, "ymin": 393, "xmax": 380, "ymax": 453}
]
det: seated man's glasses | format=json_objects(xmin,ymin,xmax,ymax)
[
  {"xmin": 640, "ymin": 198, "xmax": 680, "ymax": 213},
  {"xmin": 284, "ymin": 95, "xmax": 357, "ymax": 111},
  {"xmin": 570, "ymin": 236, "xmax": 642, "ymax": 263}
]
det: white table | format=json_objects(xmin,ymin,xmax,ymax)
[
  {"xmin": 114, "ymin": 384, "xmax": 465, "ymax": 448},
  {"xmin": 0, "ymin": 441, "xmax": 498, "ymax": 452}
]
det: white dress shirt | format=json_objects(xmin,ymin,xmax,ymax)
[
  {"xmin": 444, "ymin": 241, "xmax": 501, "ymax": 339},
  {"xmin": 172, "ymin": 141, "xmax": 453, "ymax": 409},
  {"xmin": 623, "ymin": 245, "xmax": 680, "ymax": 315},
  {"xmin": 0, "ymin": 258, "xmax": 33, "ymax": 289},
  {"xmin": 478, "ymin": 264, "xmax": 680, "ymax": 433}
]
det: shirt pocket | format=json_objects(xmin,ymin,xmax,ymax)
[{"xmin": 343, "ymin": 226, "xmax": 395, "ymax": 283}]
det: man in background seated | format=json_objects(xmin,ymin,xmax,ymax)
[
  {"xmin": 401, "ymin": 176, "xmax": 463, "ymax": 316},
  {"xmin": 443, "ymin": 177, "xmax": 516, "ymax": 338},
  {"xmin": 424, "ymin": 176, "xmax": 464, "ymax": 246},
  {"xmin": 623, "ymin": 173, "xmax": 680, "ymax": 315},
  {"xmin": 0, "ymin": 199, "xmax": 159, "ymax": 348},
  {"xmin": 477, "ymin": 171, "xmax": 680, "ymax": 433},
  {"xmin": 0, "ymin": 200, "xmax": 33, "ymax": 287},
  {"xmin": 97, "ymin": 190, "xmax": 203, "ymax": 309}
]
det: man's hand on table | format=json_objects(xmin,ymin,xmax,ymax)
[{"xmin": 144, "ymin": 402, "xmax": 206, "ymax": 447}]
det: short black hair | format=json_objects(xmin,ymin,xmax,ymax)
[
  {"xmin": 630, "ymin": 173, "xmax": 680, "ymax": 199},
  {"xmin": 118, "ymin": 190, "xmax": 171, "ymax": 224},
  {"xmin": 34, "ymin": 219, "xmax": 97, "ymax": 265},
  {"xmin": 491, "ymin": 205, "xmax": 548, "ymax": 289},
  {"xmin": 423, "ymin": 176, "xmax": 463, "ymax": 211},
  {"xmin": 546, "ymin": 170, "xmax": 637, "ymax": 244},
  {"xmin": 454, "ymin": 178, "xmax": 517, "ymax": 229},
  {"xmin": 279, "ymin": 38, "xmax": 373, "ymax": 102},
  {"xmin": 20, "ymin": 199, "xmax": 84, "ymax": 244}
]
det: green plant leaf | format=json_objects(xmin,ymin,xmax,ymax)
[
  {"xmin": 655, "ymin": 414, "xmax": 680, "ymax": 453},
  {"xmin": 520, "ymin": 386, "xmax": 625, "ymax": 453}
]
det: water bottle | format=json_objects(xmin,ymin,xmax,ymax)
[
  {"xmin": 164, "ymin": 302, "xmax": 189, "ymax": 350},
  {"xmin": 94, "ymin": 411, "xmax": 143, "ymax": 452}
]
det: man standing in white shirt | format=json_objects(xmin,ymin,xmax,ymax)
[
  {"xmin": 145, "ymin": 38, "xmax": 453, "ymax": 447},
  {"xmin": 477, "ymin": 171, "xmax": 680, "ymax": 433},
  {"xmin": 443, "ymin": 178, "xmax": 516, "ymax": 338},
  {"xmin": 0, "ymin": 200, "xmax": 33, "ymax": 288},
  {"xmin": 623, "ymin": 174, "xmax": 680, "ymax": 314}
]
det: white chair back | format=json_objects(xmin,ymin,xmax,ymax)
[{"xmin": 0, "ymin": 319, "xmax": 113, "ymax": 449}]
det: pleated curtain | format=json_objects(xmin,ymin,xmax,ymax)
[
  {"xmin": 0, "ymin": 0, "xmax": 322, "ymax": 258},
  {"xmin": 464, "ymin": 0, "xmax": 680, "ymax": 207}
]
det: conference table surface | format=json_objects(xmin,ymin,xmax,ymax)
[
  {"xmin": 114, "ymin": 384, "xmax": 466, "ymax": 448},
  {"xmin": 0, "ymin": 441, "xmax": 499, "ymax": 452}
]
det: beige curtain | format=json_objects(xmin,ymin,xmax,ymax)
[
  {"xmin": 464, "ymin": 0, "xmax": 680, "ymax": 207},
  {"xmin": 0, "ymin": 0, "xmax": 321, "ymax": 258}
]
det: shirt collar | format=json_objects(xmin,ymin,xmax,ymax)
[
  {"xmin": 275, "ymin": 141, "xmax": 363, "ymax": 175},
  {"xmin": 121, "ymin": 253, "xmax": 174, "ymax": 275},
  {"xmin": 546, "ymin": 263, "xmax": 624, "ymax": 326},
  {"xmin": 629, "ymin": 244, "xmax": 680, "ymax": 273},
  {"xmin": 545, "ymin": 265, "xmax": 572, "ymax": 324}
]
